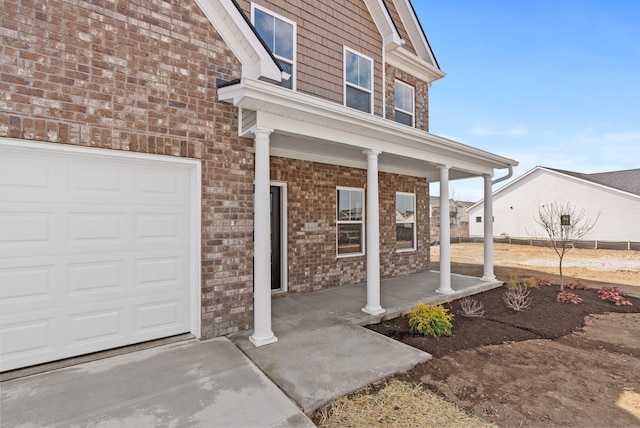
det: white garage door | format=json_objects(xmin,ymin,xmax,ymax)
[{"xmin": 0, "ymin": 140, "xmax": 201, "ymax": 372}]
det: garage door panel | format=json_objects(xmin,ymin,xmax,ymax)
[
  {"xmin": 0, "ymin": 212, "xmax": 54, "ymax": 248},
  {"xmin": 68, "ymin": 162, "xmax": 122, "ymax": 193},
  {"xmin": 67, "ymin": 259, "xmax": 127, "ymax": 296},
  {"xmin": 67, "ymin": 212, "xmax": 126, "ymax": 245},
  {"xmin": 67, "ymin": 307, "xmax": 126, "ymax": 347},
  {"xmin": 134, "ymin": 213, "xmax": 181, "ymax": 242},
  {"xmin": 135, "ymin": 299, "xmax": 183, "ymax": 333},
  {"xmin": 0, "ymin": 155, "xmax": 52, "ymax": 191},
  {"xmin": 0, "ymin": 141, "xmax": 198, "ymax": 372},
  {"xmin": 134, "ymin": 256, "xmax": 181, "ymax": 288},
  {"xmin": 0, "ymin": 310, "xmax": 58, "ymax": 369},
  {"xmin": 0, "ymin": 264, "xmax": 54, "ymax": 303}
]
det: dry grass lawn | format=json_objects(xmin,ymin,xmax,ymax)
[{"xmin": 314, "ymin": 380, "xmax": 494, "ymax": 428}]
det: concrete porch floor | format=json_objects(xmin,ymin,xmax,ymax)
[{"xmin": 231, "ymin": 271, "xmax": 502, "ymax": 413}]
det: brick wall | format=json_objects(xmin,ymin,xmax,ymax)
[
  {"xmin": 1, "ymin": 0, "xmax": 432, "ymax": 339},
  {"xmin": 271, "ymin": 157, "xmax": 430, "ymax": 294},
  {"xmin": 385, "ymin": 64, "xmax": 430, "ymax": 132},
  {"xmin": 237, "ymin": 0, "xmax": 384, "ymax": 116},
  {"xmin": 0, "ymin": 0, "xmax": 254, "ymax": 338}
]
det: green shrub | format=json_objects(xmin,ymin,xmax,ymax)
[{"xmin": 405, "ymin": 303, "xmax": 453, "ymax": 338}]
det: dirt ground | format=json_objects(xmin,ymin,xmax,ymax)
[
  {"xmin": 314, "ymin": 244, "xmax": 640, "ymax": 427},
  {"xmin": 432, "ymin": 242, "xmax": 640, "ymax": 287}
]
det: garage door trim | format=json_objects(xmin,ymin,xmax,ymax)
[{"xmin": 0, "ymin": 138, "xmax": 202, "ymax": 350}]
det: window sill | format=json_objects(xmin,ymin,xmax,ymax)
[{"xmin": 396, "ymin": 248, "xmax": 416, "ymax": 254}]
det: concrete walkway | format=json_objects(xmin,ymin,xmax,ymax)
[
  {"xmin": 1, "ymin": 271, "xmax": 498, "ymax": 427},
  {"xmin": 0, "ymin": 338, "xmax": 314, "ymax": 428},
  {"xmin": 231, "ymin": 271, "xmax": 501, "ymax": 413}
]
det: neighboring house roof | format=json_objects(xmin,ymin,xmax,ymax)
[
  {"xmin": 546, "ymin": 167, "xmax": 640, "ymax": 197},
  {"xmin": 468, "ymin": 166, "xmax": 640, "ymax": 211}
]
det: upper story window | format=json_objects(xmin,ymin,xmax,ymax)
[
  {"xmin": 337, "ymin": 187, "xmax": 365, "ymax": 256},
  {"xmin": 344, "ymin": 47, "xmax": 373, "ymax": 113},
  {"xmin": 252, "ymin": 4, "xmax": 295, "ymax": 89},
  {"xmin": 394, "ymin": 80, "xmax": 414, "ymax": 126},
  {"xmin": 396, "ymin": 192, "xmax": 416, "ymax": 251}
]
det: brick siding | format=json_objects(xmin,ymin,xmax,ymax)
[
  {"xmin": 1, "ymin": 0, "xmax": 432, "ymax": 339},
  {"xmin": 0, "ymin": 0, "xmax": 254, "ymax": 338},
  {"xmin": 385, "ymin": 64, "xmax": 430, "ymax": 131},
  {"xmin": 271, "ymin": 157, "xmax": 430, "ymax": 294}
]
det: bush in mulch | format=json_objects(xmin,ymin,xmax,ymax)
[{"xmin": 367, "ymin": 283, "xmax": 640, "ymax": 358}]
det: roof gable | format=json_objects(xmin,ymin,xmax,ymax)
[
  {"xmin": 364, "ymin": 0, "xmax": 444, "ymax": 82},
  {"xmin": 193, "ymin": 0, "xmax": 286, "ymax": 82},
  {"xmin": 469, "ymin": 165, "xmax": 640, "ymax": 211},
  {"xmin": 547, "ymin": 167, "xmax": 640, "ymax": 197}
]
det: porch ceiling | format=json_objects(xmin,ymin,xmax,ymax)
[{"xmin": 218, "ymin": 78, "xmax": 518, "ymax": 182}]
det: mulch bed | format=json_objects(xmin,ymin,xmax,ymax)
[{"xmin": 367, "ymin": 282, "xmax": 640, "ymax": 358}]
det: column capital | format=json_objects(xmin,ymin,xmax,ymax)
[
  {"xmin": 482, "ymin": 173, "xmax": 493, "ymax": 180},
  {"xmin": 363, "ymin": 149, "xmax": 382, "ymax": 157},
  {"xmin": 437, "ymin": 164, "xmax": 451, "ymax": 170},
  {"xmin": 252, "ymin": 127, "xmax": 273, "ymax": 138}
]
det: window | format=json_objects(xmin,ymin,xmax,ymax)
[
  {"xmin": 476, "ymin": 216, "xmax": 482, "ymax": 223},
  {"xmin": 396, "ymin": 193, "xmax": 416, "ymax": 251},
  {"xmin": 252, "ymin": 5, "xmax": 295, "ymax": 89},
  {"xmin": 394, "ymin": 80, "xmax": 414, "ymax": 126},
  {"xmin": 344, "ymin": 47, "xmax": 373, "ymax": 113},
  {"xmin": 337, "ymin": 188, "xmax": 364, "ymax": 256}
]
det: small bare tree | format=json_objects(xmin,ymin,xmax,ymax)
[{"xmin": 532, "ymin": 202, "xmax": 598, "ymax": 290}]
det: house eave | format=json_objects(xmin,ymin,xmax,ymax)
[
  {"xmin": 218, "ymin": 78, "xmax": 517, "ymax": 178},
  {"xmin": 193, "ymin": 0, "xmax": 285, "ymax": 82},
  {"xmin": 385, "ymin": 45, "xmax": 445, "ymax": 82}
]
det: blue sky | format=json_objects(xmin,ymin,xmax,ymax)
[{"xmin": 413, "ymin": 1, "xmax": 640, "ymax": 202}]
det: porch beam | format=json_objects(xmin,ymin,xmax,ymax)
[
  {"xmin": 482, "ymin": 174, "xmax": 496, "ymax": 280},
  {"xmin": 436, "ymin": 165, "xmax": 453, "ymax": 294},
  {"xmin": 249, "ymin": 127, "xmax": 278, "ymax": 347},
  {"xmin": 362, "ymin": 149, "xmax": 385, "ymax": 315}
]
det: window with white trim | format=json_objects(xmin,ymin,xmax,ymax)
[
  {"xmin": 394, "ymin": 80, "xmax": 414, "ymax": 126},
  {"xmin": 252, "ymin": 4, "xmax": 295, "ymax": 89},
  {"xmin": 337, "ymin": 187, "xmax": 365, "ymax": 256},
  {"xmin": 396, "ymin": 192, "xmax": 416, "ymax": 251},
  {"xmin": 344, "ymin": 47, "xmax": 373, "ymax": 113}
]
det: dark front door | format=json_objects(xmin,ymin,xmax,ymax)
[{"xmin": 270, "ymin": 186, "xmax": 281, "ymax": 290}]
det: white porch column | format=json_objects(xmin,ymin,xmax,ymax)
[
  {"xmin": 436, "ymin": 165, "xmax": 453, "ymax": 294},
  {"xmin": 482, "ymin": 174, "xmax": 496, "ymax": 281},
  {"xmin": 249, "ymin": 128, "xmax": 278, "ymax": 347},
  {"xmin": 362, "ymin": 150, "xmax": 385, "ymax": 315}
]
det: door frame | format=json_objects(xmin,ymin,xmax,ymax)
[{"xmin": 270, "ymin": 181, "xmax": 288, "ymax": 292}]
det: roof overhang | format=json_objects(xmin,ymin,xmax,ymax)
[
  {"xmin": 385, "ymin": 45, "xmax": 445, "ymax": 83},
  {"xmin": 194, "ymin": 0, "xmax": 288, "ymax": 82},
  {"xmin": 218, "ymin": 78, "xmax": 517, "ymax": 181}
]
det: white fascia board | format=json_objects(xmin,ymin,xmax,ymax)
[
  {"xmin": 385, "ymin": 46, "xmax": 445, "ymax": 82},
  {"xmin": 218, "ymin": 78, "xmax": 517, "ymax": 171},
  {"xmin": 394, "ymin": 0, "xmax": 440, "ymax": 66},
  {"xmin": 363, "ymin": 0, "xmax": 404, "ymax": 49},
  {"xmin": 193, "ymin": 0, "xmax": 284, "ymax": 81}
]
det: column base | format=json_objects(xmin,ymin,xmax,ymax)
[
  {"xmin": 482, "ymin": 275, "xmax": 497, "ymax": 282},
  {"xmin": 249, "ymin": 332, "xmax": 278, "ymax": 347},
  {"xmin": 435, "ymin": 288, "xmax": 454, "ymax": 295},
  {"xmin": 361, "ymin": 306, "xmax": 386, "ymax": 316}
]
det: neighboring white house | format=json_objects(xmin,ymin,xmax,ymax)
[{"xmin": 468, "ymin": 166, "xmax": 640, "ymax": 242}]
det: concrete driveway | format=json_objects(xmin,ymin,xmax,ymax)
[{"xmin": 0, "ymin": 338, "xmax": 313, "ymax": 427}]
